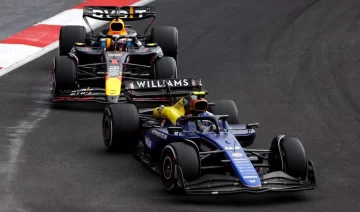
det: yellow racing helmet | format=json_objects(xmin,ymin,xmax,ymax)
[{"xmin": 106, "ymin": 18, "xmax": 128, "ymax": 49}]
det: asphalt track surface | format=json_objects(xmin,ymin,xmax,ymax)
[{"xmin": 1, "ymin": 0, "xmax": 360, "ymax": 211}]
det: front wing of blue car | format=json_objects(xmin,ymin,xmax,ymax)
[{"xmin": 174, "ymin": 160, "xmax": 316, "ymax": 195}]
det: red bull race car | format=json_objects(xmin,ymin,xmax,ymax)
[{"xmin": 51, "ymin": 6, "xmax": 179, "ymax": 104}]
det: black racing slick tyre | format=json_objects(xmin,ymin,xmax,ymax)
[
  {"xmin": 208, "ymin": 100, "xmax": 240, "ymax": 124},
  {"xmin": 53, "ymin": 56, "xmax": 78, "ymax": 90},
  {"xmin": 59, "ymin": 25, "xmax": 87, "ymax": 56},
  {"xmin": 102, "ymin": 103, "xmax": 141, "ymax": 152},
  {"xmin": 160, "ymin": 142, "xmax": 200, "ymax": 193},
  {"xmin": 150, "ymin": 26, "xmax": 178, "ymax": 62},
  {"xmin": 269, "ymin": 136, "xmax": 308, "ymax": 181},
  {"xmin": 154, "ymin": 56, "xmax": 177, "ymax": 79}
]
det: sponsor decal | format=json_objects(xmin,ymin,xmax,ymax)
[
  {"xmin": 70, "ymin": 88, "xmax": 92, "ymax": 96},
  {"xmin": 233, "ymin": 158, "xmax": 248, "ymax": 161},
  {"xmin": 109, "ymin": 65, "xmax": 119, "ymax": 70},
  {"xmin": 151, "ymin": 129, "xmax": 167, "ymax": 140},
  {"xmin": 108, "ymin": 66, "xmax": 120, "ymax": 77},
  {"xmin": 232, "ymin": 152, "xmax": 243, "ymax": 158},
  {"xmin": 238, "ymin": 166, "xmax": 255, "ymax": 170},
  {"xmin": 248, "ymin": 180, "xmax": 256, "ymax": 183},
  {"xmin": 108, "ymin": 53, "xmax": 122, "ymax": 56},
  {"xmin": 145, "ymin": 135, "xmax": 151, "ymax": 148},
  {"xmin": 135, "ymin": 79, "xmax": 190, "ymax": 88},
  {"xmin": 243, "ymin": 176, "xmax": 258, "ymax": 179},
  {"xmin": 173, "ymin": 100, "xmax": 184, "ymax": 110},
  {"xmin": 234, "ymin": 161, "xmax": 251, "ymax": 166},
  {"xmin": 225, "ymin": 146, "xmax": 240, "ymax": 150},
  {"xmin": 108, "ymin": 72, "xmax": 119, "ymax": 77},
  {"xmin": 91, "ymin": 8, "xmax": 147, "ymax": 19}
]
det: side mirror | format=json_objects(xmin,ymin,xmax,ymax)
[
  {"xmin": 145, "ymin": 43, "xmax": 158, "ymax": 47},
  {"xmin": 168, "ymin": 126, "xmax": 183, "ymax": 135},
  {"xmin": 246, "ymin": 123, "xmax": 259, "ymax": 129},
  {"xmin": 74, "ymin": 42, "xmax": 86, "ymax": 47}
]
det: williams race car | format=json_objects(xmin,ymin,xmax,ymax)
[
  {"xmin": 101, "ymin": 92, "xmax": 317, "ymax": 194},
  {"xmin": 51, "ymin": 6, "xmax": 179, "ymax": 103}
]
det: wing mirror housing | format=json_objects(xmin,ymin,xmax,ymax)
[
  {"xmin": 167, "ymin": 126, "xmax": 183, "ymax": 135},
  {"xmin": 246, "ymin": 123, "xmax": 259, "ymax": 129}
]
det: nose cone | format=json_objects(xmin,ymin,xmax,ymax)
[
  {"xmin": 107, "ymin": 95, "xmax": 120, "ymax": 103},
  {"xmin": 105, "ymin": 76, "xmax": 122, "ymax": 103}
]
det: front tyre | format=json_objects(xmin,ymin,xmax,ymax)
[
  {"xmin": 160, "ymin": 142, "xmax": 200, "ymax": 193},
  {"xmin": 269, "ymin": 136, "xmax": 308, "ymax": 181},
  {"xmin": 53, "ymin": 56, "xmax": 78, "ymax": 90},
  {"xmin": 102, "ymin": 103, "xmax": 141, "ymax": 152}
]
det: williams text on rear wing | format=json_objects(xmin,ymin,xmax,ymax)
[{"xmin": 123, "ymin": 78, "xmax": 207, "ymax": 101}]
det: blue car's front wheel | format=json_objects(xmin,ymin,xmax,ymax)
[
  {"xmin": 269, "ymin": 136, "xmax": 308, "ymax": 181},
  {"xmin": 160, "ymin": 142, "xmax": 200, "ymax": 193}
]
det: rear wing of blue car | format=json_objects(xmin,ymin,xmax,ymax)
[{"xmin": 82, "ymin": 6, "xmax": 155, "ymax": 21}]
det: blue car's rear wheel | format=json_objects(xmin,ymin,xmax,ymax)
[
  {"xmin": 102, "ymin": 103, "xmax": 141, "ymax": 152},
  {"xmin": 208, "ymin": 100, "xmax": 239, "ymax": 124},
  {"xmin": 160, "ymin": 142, "xmax": 200, "ymax": 192}
]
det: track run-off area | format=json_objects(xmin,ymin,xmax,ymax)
[{"xmin": 0, "ymin": 0, "xmax": 360, "ymax": 211}]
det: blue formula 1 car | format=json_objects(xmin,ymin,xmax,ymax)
[{"xmin": 101, "ymin": 91, "xmax": 316, "ymax": 194}]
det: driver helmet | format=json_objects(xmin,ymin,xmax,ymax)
[
  {"xmin": 183, "ymin": 94, "xmax": 208, "ymax": 114},
  {"xmin": 182, "ymin": 95, "xmax": 214, "ymax": 129},
  {"xmin": 106, "ymin": 18, "xmax": 128, "ymax": 50}
]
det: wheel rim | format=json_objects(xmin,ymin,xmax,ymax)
[{"xmin": 162, "ymin": 156, "xmax": 173, "ymax": 180}]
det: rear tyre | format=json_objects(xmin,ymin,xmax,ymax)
[
  {"xmin": 269, "ymin": 136, "xmax": 308, "ymax": 181},
  {"xmin": 59, "ymin": 25, "xmax": 87, "ymax": 56},
  {"xmin": 53, "ymin": 56, "xmax": 78, "ymax": 90},
  {"xmin": 150, "ymin": 26, "xmax": 178, "ymax": 62},
  {"xmin": 208, "ymin": 100, "xmax": 240, "ymax": 124},
  {"xmin": 102, "ymin": 103, "xmax": 141, "ymax": 152},
  {"xmin": 154, "ymin": 56, "xmax": 177, "ymax": 79},
  {"xmin": 160, "ymin": 142, "xmax": 200, "ymax": 192}
]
